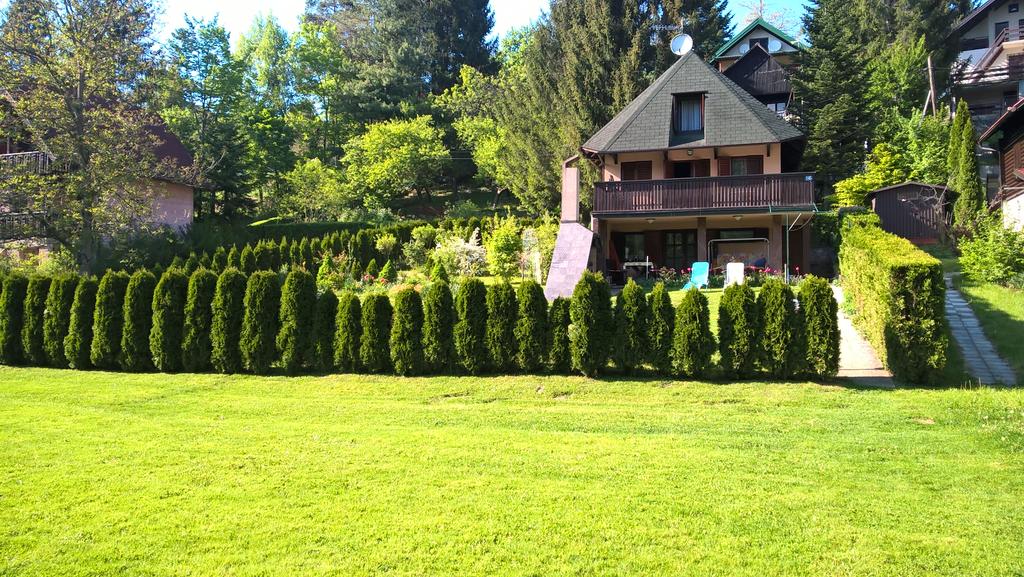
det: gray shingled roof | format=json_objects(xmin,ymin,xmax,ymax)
[{"xmin": 581, "ymin": 51, "xmax": 804, "ymax": 154}]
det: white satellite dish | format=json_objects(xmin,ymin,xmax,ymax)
[
  {"xmin": 739, "ymin": 43, "xmax": 750, "ymax": 54},
  {"xmin": 670, "ymin": 33, "xmax": 694, "ymax": 56},
  {"xmin": 768, "ymin": 38, "xmax": 783, "ymax": 52}
]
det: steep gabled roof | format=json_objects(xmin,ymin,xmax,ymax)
[
  {"xmin": 722, "ymin": 43, "xmax": 791, "ymax": 96},
  {"xmin": 953, "ymin": 0, "xmax": 1006, "ymax": 34},
  {"xmin": 711, "ymin": 18, "xmax": 801, "ymax": 61},
  {"xmin": 581, "ymin": 51, "xmax": 804, "ymax": 155}
]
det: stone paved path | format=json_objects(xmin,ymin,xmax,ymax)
[
  {"xmin": 831, "ymin": 286, "xmax": 895, "ymax": 389},
  {"xmin": 944, "ymin": 275, "xmax": 1018, "ymax": 385}
]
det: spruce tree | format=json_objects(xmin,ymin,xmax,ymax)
[
  {"xmin": 312, "ymin": 290, "xmax": 338, "ymax": 372},
  {"xmin": 181, "ymin": 269, "xmax": 218, "ymax": 372},
  {"xmin": 240, "ymin": 271, "xmax": 280, "ymax": 374},
  {"xmin": 360, "ymin": 293, "xmax": 392, "ymax": 373},
  {"xmin": 514, "ymin": 280, "xmax": 548, "ymax": 373},
  {"xmin": 0, "ymin": 274, "xmax": 29, "ymax": 365},
  {"xmin": 672, "ymin": 288, "xmax": 715, "ymax": 378},
  {"xmin": 718, "ymin": 283, "xmax": 759, "ymax": 378},
  {"xmin": 90, "ymin": 270, "xmax": 130, "ymax": 369},
  {"xmin": 120, "ymin": 270, "xmax": 157, "ymax": 372},
  {"xmin": 798, "ymin": 276, "xmax": 840, "ymax": 378},
  {"xmin": 65, "ymin": 276, "xmax": 98, "ymax": 369},
  {"xmin": 454, "ymin": 278, "xmax": 488, "ymax": 374},
  {"xmin": 613, "ymin": 278, "xmax": 648, "ymax": 373},
  {"xmin": 277, "ymin": 269, "xmax": 317, "ymax": 374},
  {"xmin": 548, "ymin": 296, "xmax": 572, "ymax": 374},
  {"xmin": 569, "ymin": 272, "xmax": 613, "ymax": 377},
  {"xmin": 390, "ymin": 287, "xmax": 424, "ymax": 376},
  {"xmin": 486, "ymin": 281, "xmax": 517, "ymax": 372},
  {"xmin": 150, "ymin": 269, "xmax": 188, "ymax": 372},
  {"xmin": 334, "ymin": 291, "xmax": 362, "ymax": 372},
  {"xmin": 21, "ymin": 276, "xmax": 52, "ymax": 366},
  {"xmin": 647, "ymin": 282, "xmax": 674, "ymax": 374},
  {"xmin": 211, "ymin": 268, "xmax": 247, "ymax": 374},
  {"xmin": 43, "ymin": 274, "xmax": 79, "ymax": 367},
  {"xmin": 422, "ymin": 279, "xmax": 456, "ymax": 374},
  {"xmin": 757, "ymin": 278, "xmax": 804, "ymax": 379}
]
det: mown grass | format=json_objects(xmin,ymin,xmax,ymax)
[
  {"xmin": 957, "ymin": 279, "xmax": 1024, "ymax": 382},
  {"xmin": 1, "ymin": 368, "xmax": 1023, "ymax": 576}
]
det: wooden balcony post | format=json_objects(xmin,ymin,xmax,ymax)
[{"xmin": 697, "ymin": 217, "xmax": 708, "ymax": 262}]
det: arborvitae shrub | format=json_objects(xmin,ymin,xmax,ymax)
[
  {"xmin": 227, "ymin": 245, "xmax": 241, "ymax": 269},
  {"xmin": 64, "ymin": 277, "xmax": 98, "ymax": 369},
  {"xmin": 647, "ymin": 282, "xmax": 674, "ymax": 374},
  {"xmin": 183, "ymin": 252, "xmax": 200, "ymax": 275},
  {"xmin": 354, "ymin": 229, "xmax": 372, "ymax": 265},
  {"xmin": 181, "ymin": 268, "xmax": 218, "ymax": 372},
  {"xmin": 718, "ymin": 283, "xmax": 760, "ymax": 378},
  {"xmin": 455, "ymin": 278, "xmax": 488, "ymax": 374},
  {"xmin": 390, "ymin": 288, "xmax": 424, "ymax": 376},
  {"xmin": 514, "ymin": 280, "xmax": 548, "ymax": 373},
  {"xmin": 253, "ymin": 242, "xmax": 270, "ymax": 271},
  {"xmin": 43, "ymin": 274, "xmax": 78, "ymax": 367},
  {"xmin": 240, "ymin": 245, "xmax": 256, "ymax": 274},
  {"xmin": 798, "ymin": 276, "xmax": 840, "ymax": 378},
  {"xmin": 211, "ymin": 247, "xmax": 227, "ymax": 272},
  {"xmin": 569, "ymin": 272, "xmax": 613, "ymax": 377},
  {"xmin": 613, "ymin": 279, "xmax": 648, "ymax": 373},
  {"xmin": 334, "ymin": 291, "xmax": 362, "ymax": 372},
  {"xmin": 486, "ymin": 282, "xmax": 517, "ymax": 372},
  {"xmin": 380, "ymin": 260, "xmax": 397, "ymax": 283},
  {"xmin": 348, "ymin": 258, "xmax": 361, "ymax": 280},
  {"xmin": 90, "ymin": 271, "xmax": 130, "ymax": 369},
  {"xmin": 278, "ymin": 238, "xmax": 290, "ymax": 267},
  {"xmin": 431, "ymin": 262, "xmax": 449, "ymax": 283},
  {"xmin": 210, "ymin": 268, "xmax": 247, "ymax": 374},
  {"xmin": 21, "ymin": 276, "xmax": 52, "ymax": 366},
  {"xmin": 547, "ymin": 297, "xmax": 571, "ymax": 373},
  {"xmin": 266, "ymin": 240, "xmax": 281, "ymax": 271},
  {"xmin": 360, "ymin": 293, "xmax": 392, "ymax": 373},
  {"xmin": 312, "ymin": 290, "xmax": 338, "ymax": 372},
  {"xmin": 277, "ymin": 269, "xmax": 317, "ymax": 374},
  {"xmin": 120, "ymin": 270, "xmax": 156, "ymax": 372},
  {"xmin": 0, "ymin": 275, "xmax": 29, "ymax": 365},
  {"xmin": 757, "ymin": 278, "xmax": 804, "ymax": 379},
  {"xmin": 169, "ymin": 256, "xmax": 184, "ymax": 270},
  {"xmin": 422, "ymin": 280, "xmax": 455, "ymax": 373},
  {"xmin": 672, "ymin": 288, "xmax": 715, "ymax": 378},
  {"xmin": 150, "ymin": 269, "xmax": 188, "ymax": 372},
  {"xmin": 364, "ymin": 258, "xmax": 379, "ymax": 278},
  {"xmin": 290, "ymin": 241, "xmax": 302, "ymax": 269},
  {"xmin": 309, "ymin": 238, "xmax": 322, "ymax": 269},
  {"xmin": 299, "ymin": 237, "xmax": 313, "ymax": 270},
  {"xmin": 240, "ymin": 271, "xmax": 280, "ymax": 374}
]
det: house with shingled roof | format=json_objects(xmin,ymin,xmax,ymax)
[{"xmin": 545, "ymin": 50, "xmax": 817, "ymax": 300}]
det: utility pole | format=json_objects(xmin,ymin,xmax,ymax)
[{"xmin": 927, "ymin": 54, "xmax": 938, "ymax": 115}]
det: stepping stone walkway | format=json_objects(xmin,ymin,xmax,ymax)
[
  {"xmin": 831, "ymin": 286, "xmax": 895, "ymax": 389},
  {"xmin": 944, "ymin": 275, "xmax": 1018, "ymax": 385}
]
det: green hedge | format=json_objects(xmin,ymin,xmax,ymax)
[
  {"xmin": 839, "ymin": 221, "xmax": 947, "ymax": 384},
  {"xmin": 514, "ymin": 280, "xmax": 548, "ymax": 373},
  {"xmin": 757, "ymin": 278, "xmax": 803, "ymax": 379},
  {"xmin": 672, "ymin": 288, "xmax": 715, "ymax": 378},
  {"xmin": 312, "ymin": 290, "xmax": 338, "ymax": 372},
  {"xmin": 21, "ymin": 276, "xmax": 51, "ymax": 366},
  {"xmin": 151, "ymin": 269, "xmax": 188, "ymax": 373},
  {"xmin": 241, "ymin": 271, "xmax": 281, "ymax": 375},
  {"xmin": 91, "ymin": 271, "xmax": 130, "ymax": 369},
  {"xmin": 799, "ymin": 276, "xmax": 840, "ymax": 378},
  {"xmin": 43, "ymin": 275, "xmax": 79, "ymax": 368},
  {"xmin": 182, "ymin": 269, "xmax": 218, "ymax": 372},
  {"xmin": 211, "ymin": 268, "xmax": 247, "ymax": 374},
  {"xmin": 647, "ymin": 282, "xmax": 674, "ymax": 374},
  {"xmin": 120, "ymin": 270, "xmax": 156, "ymax": 372},
  {"xmin": 485, "ymin": 282, "xmax": 517, "ymax": 372},
  {"xmin": 613, "ymin": 279, "xmax": 648, "ymax": 373},
  {"xmin": 64, "ymin": 277, "xmax": 98, "ymax": 370},
  {"xmin": 718, "ymin": 283, "xmax": 759, "ymax": 378},
  {"xmin": 390, "ymin": 288, "xmax": 424, "ymax": 376},
  {"xmin": 422, "ymin": 280, "xmax": 455, "ymax": 374},
  {"xmin": 0, "ymin": 275, "xmax": 29, "ymax": 365},
  {"xmin": 547, "ymin": 297, "xmax": 571, "ymax": 374},
  {"xmin": 277, "ymin": 270, "xmax": 317, "ymax": 374},
  {"xmin": 454, "ymin": 278, "xmax": 488, "ymax": 374},
  {"xmin": 334, "ymin": 291, "xmax": 362, "ymax": 372},
  {"xmin": 569, "ymin": 272, "xmax": 613, "ymax": 377},
  {"xmin": 360, "ymin": 293, "xmax": 392, "ymax": 373}
]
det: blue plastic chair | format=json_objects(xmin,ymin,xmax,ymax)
[{"xmin": 682, "ymin": 261, "xmax": 710, "ymax": 290}]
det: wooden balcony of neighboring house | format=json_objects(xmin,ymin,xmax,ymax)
[
  {"xmin": 591, "ymin": 172, "xmax": 816, "ymax": 216},
  {"xmin": 0, "ymin": 150, "xmax": 56, "ymax": 174},
  {"xmin": 0, "ymin": 210, "xmax": 47, "ymax": 241},
  {"xmin": 955, "ymin": 27, "xmax": 1024, "ymax": 86}
]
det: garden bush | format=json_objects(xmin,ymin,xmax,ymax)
[
  {"xmin": 334, "ymin": 291, "xmax": 362, "ymax": 372},
  {"xmin": 64, "ymin": 277, "xmax": 98, "ymax": 369},
  {"xmin": 569, "ymin": 272, "xmax": 613, "ymax": 377},
  {"xmin": 120, "ymin": 270, "xmax": 157, "ymax": 372},
  {"xmin": 21, "ymin": 276, "xmax": 52, "ymax": 366},
  {"xmin": 672, "ymin": 288, "xmax": 715, "ymax": 378},
  {"xmin": 613, "ymin": 279, "xmax": 648, "ymax": 373},
  {"xmin": 90, "ymin": 271, "xmax": 130, "ymax": 369},
  {"xmin": 718, "ymin": 283, "xmax": 759, "ymax": 378},
  {"xmin": 486, "ymin": 281, "xmax": 517, "ymax": 372},
  {"xmin": 380, "ymin": 260, "xmax": 397, "ymax": 283},
  {"xmin": 43, "ymin": 274, "xmax": 79, "ymax": 367},
  {"xmin": 290, "ymin": 241, "xmax": 302, "ymax": 269},
  {"xmin": 150, "ymin": 269, "xmax": 188, "ymax": 372},
  {"xmin": 183, "ymin": 252, "xmax": 199, "ymax": 274},
  {"xmin": 390, "ymin": 288, "xmax": 424, "ymax": 376},
  {"xmin": 547, "ymin": 297, "xmax": 571, "ymax": 373},
  {"xmin": 959, "ymin": 216, "xmax": 1024, "ymax": 286},
  {"xmin": 210, "ymin": 268, "xmax": 247, "ymax": 374},
  {"xmin": 277, "ymin": 269, "xmax": 317, "ymax": 374},
  {"xmin": 181, "ymin": 269, "xmax": 218, "ymax": 372},
  {"xmin": 211, "ymin": 247, "xmax": 227, "ymax": 271},
  {"xmin": 240, "ymin": 271, "xmax": 281, "ymax": 375},
  {"xmin": 840, "ymin": 221, "xmax": 946, "ymax": 384},
  {"xmin": 240, "ymin": 245, "xmax": 256, "ymax": 274},
  {"xmin": 227, "ymin": 245, "xmax": 241, "ymax": 269},
  {"xmin": 514, "ymin": 280, "xmax": 548, "ymax": 373},
  {"xmin": 312, "ymin": 290, "xmax": 338, "ymax": 372},
  {"xmin": 300, "ymin": 237, "xmax": 313, "ymax": 270},
  {"xmin": 647, "ymin": 282, "xmax": 674, "ymax": 374},
  {"xmin": 431, "ymin": 262, "xmax": 449, "ymax": 283},
  {"xmin": 799, "ymin": 275, "xmax": 840, "ymax": 378},
  {"xmin": 454, "ymin": 278, "xmax": 488, "ymax": 374},
  {"xmin": 0, "ymin": 274, "xmax": 29, "ymax": 365},
  {"xmin": 253, "ymin": 242, "xmax": 272, "ymax": 271},
  {"xmin": 360, "ymin": 293, "xmax": 392, "ymax": 373},
  {"xmin": 364, "ymin": 258, "xmax": 379, "ymax": 278},
  {"xmin": 757, "ymin": 278, "xmax": 804, "ymax": 379},
  {"xmin": 422, "ymin": 280, "xmax": 455, "ymax": 373}
]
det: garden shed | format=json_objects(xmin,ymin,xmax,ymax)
[{"xmin": 867, "ymin": 182, "xmax": 949, "ymax": 244}]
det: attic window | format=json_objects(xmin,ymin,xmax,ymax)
[
  {"xmin": 673, "ymin": 94, "xmax": 704, "ymax": 134},
  {"xmin": 749, "ymin": 37, "xmax": 769, "ymax": 50}
]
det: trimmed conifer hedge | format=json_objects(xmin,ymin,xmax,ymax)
[
  {"xmin": 211, "ymin": 268, "xmax": 247, "ymax": 374},
  {"xmin": 390, "ymin": 288, "xmax": 424, "ymax": 376},
  {"xmin": 334, "ymin": 291, "xmax": 362, "ymax": 372},
  {"xmin": 90, "ymin": 271, "xmax": 130, "ymax": 370},
  {"xmin": 647, "ymin": 282, "xmax": 674, "ymax": 374},
  {"xmin": 21, "ymin": 276, "xmax": 51, "ymax": 366},
  {"xmin": 672, "ymin": 288, "xmax": 715, "ymax": 378},
  {"xmin": 65, "ymin": 277, "xmax": 98, "ymax": 370},
  {"xmin": 799, "ymin": 276, "xmax": 840, "ymax": 378},
  {"xmin": 514, "ymin": 280, "xmax": 548, "ymax": 373},
  {"xmin": 454, "ymin": 278, "xmax": 488, "ymax": 374},
  {"xmin": 277, "ymin": 269, "xmax": 317, "ymax": 374},
  {"xmin": 485, "ymin": 281, "xmax": 517, "ymax": 372},
  {"xmin": 150, "ymin": 269, "xmax": 188, "ymax": 372},
  {"xmin": 718, "ymin": 283, "xmax": 759, "ymax": 378},
  {"xmin": 569, "ymin": 272, "xmax": 613, "ymax": 377},
  {"xmin": 613, "ymin": 279, "xmax": 648, "ymax": 373},
  {"xmin": 181, "ymin": 269, "xmax": 218, "ymax": 372},
  {"xmin": 43, "ymin": 274, "xmax": 78, "ymax": 367},
  {"xmin": 0, "ymin": 274, "xmax": 29, "ymax": 365},
  {"xmin": 757, "ymin": 278, "xmax": 804, "ymax": 379},
  {"xmin": 360, "ymin": 293, "xmax": 392, "ymax": 373},
  {"xmin": 312, "ymin": 290, "xmax": 338, "ymax": 372},
  {"xmin": 120, "ymin": 270, "xmax": 157, "ymax": 372},
  {"xmin": 422, "ymin": 280, "xmax": 455, "ymax": 374},
  {"xmin": 839, "ymin": 221, "xmax": 947, "ymax": 384},
  {"xmin": 240, "ymin": 245, "xmax": 256, "ymax": 274},
  {"xmin": 547, "ymin": 296, "xmax": 571, "ymax": 374},
  {"xmin": 241, "ymin": 271, "xmax": 280, "ymax": 375}
]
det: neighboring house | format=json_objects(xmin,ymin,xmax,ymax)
[
  {"xmin": 979, "ymin": 98, "xmax": 1024, "ymax": 230},
  {"xmin": 546, "ymin": 50, "xmax": 816, "ymax": 299},
  {"xmin": 867, "ymin": 182, "xmax": 950, "ymax": 244},
  {"xmin": 712, "ymin": 18, "xmax": 801, "ymax": 117}
]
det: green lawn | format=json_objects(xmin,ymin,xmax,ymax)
[
  {"xmin": 957, "ymin": 279, "xmax": 1024, "ymax": 382},
  {"xmin": 2, "ymin": 369, "xmax": 1023, "ymax": 576}
]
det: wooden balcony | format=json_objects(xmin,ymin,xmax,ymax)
[
  {"xmin": 592, "ymin": 172, "xmax": 816, "ymax": 215},
  {"xmin": 0, "ymin": 151, "xmax": 54, "ymax": 174}
]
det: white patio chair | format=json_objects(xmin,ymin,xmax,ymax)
[{"xmin": 724, "ymin": 262, "xmax": 746, "ymax": 287}]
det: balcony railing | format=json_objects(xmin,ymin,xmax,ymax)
[
  {"xmin": 0, "ymin": 211, "xmax": 47, "ymax": 241},
  {"xmin": 593, "ymin": 172, "xmax": 816, "ymax": 215},
  {"xmin": 0, "ymin": 151, "xmax": 53, "ymax": 174}
]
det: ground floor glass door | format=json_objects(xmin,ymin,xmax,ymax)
[{"xmin": 664, "ymin": 230, "xmax": 697, "ymax": 270}]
